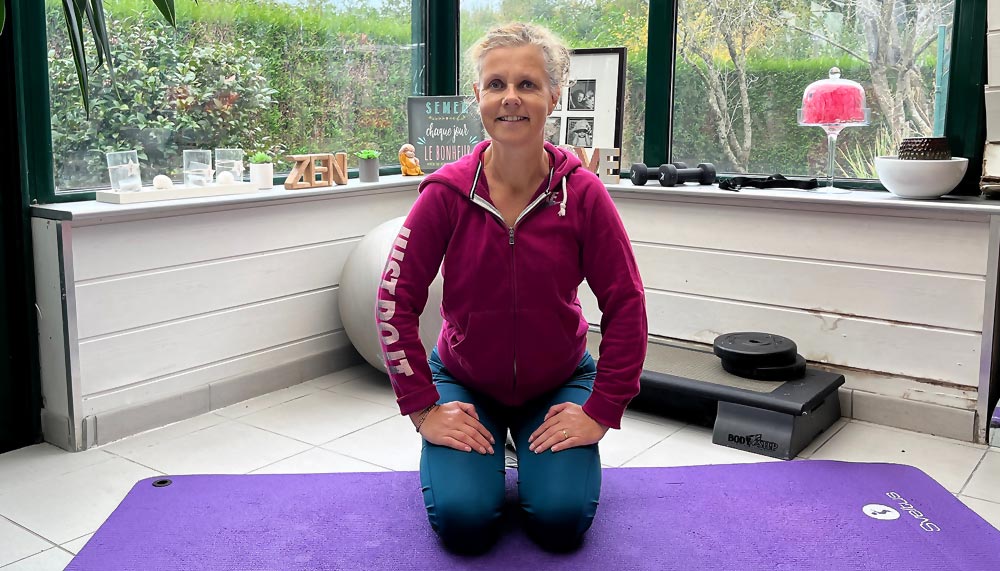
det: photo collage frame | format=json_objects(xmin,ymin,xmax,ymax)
[{"xmin": 546, "ymin": 47, "xmax": 626, "ymax": 151}]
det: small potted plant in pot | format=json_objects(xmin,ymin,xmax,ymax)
[
  {"xmin": 355, "ymin": 149, "xmax": 381, "ymax": 183},
  {"xmin": 248, "ymin": 152, "xmax": 274, "ymax": 189}
]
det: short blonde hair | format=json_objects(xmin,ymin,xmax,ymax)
[{"xmin": 466, "ymin": 23, "xmax": 570, "ymax": 97}]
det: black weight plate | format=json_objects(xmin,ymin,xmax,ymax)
[
  {"xmin": 720, "ymin": 353, "xmax": 807, "ymax": 382},
  {"xmin": 713, "ymin": 332, "xmax": 798, "ymax": 367}
]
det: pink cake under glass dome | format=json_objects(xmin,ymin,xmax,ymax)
[
  {"xmin": 798, "ymin": 67, "xmax": 870, "ymax": 127},
  {"xmin": 798, "ymin": 67, "xmax": 870, "ymax": 193}
]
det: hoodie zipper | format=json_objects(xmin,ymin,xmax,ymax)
[{"xmin": 468, "ymin": 163, "xmax": 555, "ymax": 392}]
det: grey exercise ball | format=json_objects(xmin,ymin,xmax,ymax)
[{"xmin": 338, "ymin": 216, "xmax": 443, "ymax": 372}]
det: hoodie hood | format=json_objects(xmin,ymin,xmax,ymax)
[{"xmin": 418, "ymin": 140, "xmax": 583, "ymax": 214}]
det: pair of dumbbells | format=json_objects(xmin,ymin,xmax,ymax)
[{"xmin": 630, "ymin": 162, "xmax": 717, "ymax": 187}]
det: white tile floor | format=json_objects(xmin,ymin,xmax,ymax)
[{"xmin": 1, "ymin": 363, "xmax": 999, "ymax": 569}]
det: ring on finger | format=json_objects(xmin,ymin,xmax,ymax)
[{"xmin": 562, "ymin": 429, "xmax": 569, "ymax": 440}]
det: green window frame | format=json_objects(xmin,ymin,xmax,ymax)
[
  {"xmin": 14, "ymin": 0, "xmax": 988, "ymax": 204},
  {"xmin": 13, "ymin": 0, "xmax": 430, "ymax": 203}
]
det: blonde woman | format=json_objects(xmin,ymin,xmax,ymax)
[{"xmin": 377, "ymin": 23, "xmax": 646, "ymax": 554}]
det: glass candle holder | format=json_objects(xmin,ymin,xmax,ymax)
[
  {"xmin": 105, "ymin": 150, "xmax": 142, "ymax": 192},
  {"xmin": 183, "ymin": 150, "xmax": 213, "ymax": 187},
  {"xmin": 215, "ymin": 148, "xmax": 244, "ymax": 183}
]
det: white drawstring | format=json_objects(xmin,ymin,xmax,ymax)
[{"xmin": 558, "ymin": 177, "xmax": 568, "ymax": 217}]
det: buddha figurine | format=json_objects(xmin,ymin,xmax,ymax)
[{"xmin": 399, "ymin": 144, "xmax": 424, "ymax": 176}]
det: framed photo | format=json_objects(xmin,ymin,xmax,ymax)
[
  {"xmin": 544, "ymin": 117, "xmax": 562, "ymax": 145},
  {"xmin": 549, "ymin": 47, "xmax": 626, "ymax": 149}
]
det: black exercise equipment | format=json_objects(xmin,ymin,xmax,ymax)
[
  {"xmin": 629, "ymin": 163, "xmax": 670, "ymax": 186},
  {"xmin": 589, "ymin": 330, "xmax": 844, "ymax": 460},
  {"xmin": 660, "ymin": 163, "xmax": 717, "ymax": 186},
  {"xmin": 713, "ymin": 332, "xmax": 806, "ymax": 382},
  {"xmin": 718, "ymin": 174, "xmax": 820, "ymax": 191},
  {"xmin": 630, "ymin": 162, "xmax": 717, "ymax": 186}
]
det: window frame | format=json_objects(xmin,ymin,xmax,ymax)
[
  {"xmin": 14, "ymin": 0, "xmax": 427, "ymax": 204},
  {"xmin": 642, "ymin": 0, "xmax": 986, "ymax": 193},
  {"xmin": 14, "ymin": 0, "xmax": 987, "ymax": 204}
]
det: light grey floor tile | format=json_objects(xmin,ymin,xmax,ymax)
[
  {"xmin": 0, "ymin": 547, "xmax": 73, "ymax": 571},
  {"xmin": 251, "ymin": 448, "xmax": 388, "ymax": 474},
  {"xmin": 322, "ymin": 415, "xmax": 423, "ymax": 471},
  {"xmin": 326, "ymin": 371, "xmax": 398, "ymax": 408},
  {"xmin": 957, "ymin": 495, "xmax": 1000, "ymax": 531},
  {"xmin": 961, "ymin": 450, "xmax": 1000, "ymax": 503},
  {"xmin": 0, "ymin": 456, "xmax": 159, "ymax": 545},
  {"xmin": 621, "ymin": 408, "xmax": 687, "ymax": 428},
  {"xmin": 303, "ymin": 365, "xmax": 378, "ymax": 389},
  {"xmin": 108, "ymin": 421, "xmax": 311, "ymax": 475},
  {"xmin": 810, "ymin": 421, "xmax": 987, "ymax": 493},
  {"xmin": 238, "ymin": 391, "xmax": 396, "ymax": 446},
  {"xmin": 59, "ymin": 533, "xmax": 93, "ymax": 556},
  {"xmin": 599, "ymin": 415, "xmax": 685, "ymax": 467},
  {"xmin": 0, "ymin": 518, "xmax": 52, "ymax": 568},
  {"xmin": 0, "ymin": 445, "xmax": 113, "ymax": 492},
  {"xmin": 214, "ymin": 383, "xmax": 317, "ymax": 419},
  {"xmin": 622, "ymin": 425, "xmax": 780, "ymax": 468},
  {"xmin": 796, "ymin": 418, "xmax": 849, "ymax": 459},
  {"xmin": 100, "ymin": 412, "xmax": 226, "ymax": 457}
]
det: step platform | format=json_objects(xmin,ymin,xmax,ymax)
[{"xmin": 589, "ymin": 334, "xmax": 844, "ymax": 460}]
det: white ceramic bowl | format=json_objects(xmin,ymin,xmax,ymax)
[{"xmin": 873, "ymin": 156, "xmax": 968, "ymax": 199}]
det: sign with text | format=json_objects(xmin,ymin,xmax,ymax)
[{"xmin": 407, "ymin": 96, "xmax": 485, "ymax": 172}]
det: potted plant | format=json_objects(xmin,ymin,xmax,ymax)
[
  {"xmin": 355, "ymin": 149, "xmax": 381, "ymax": 183},
  {"xmin": 248, "ymin": 152, "xmax": 274, "ymax": 189}
]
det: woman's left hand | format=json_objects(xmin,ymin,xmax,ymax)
[{"xmin": 527, "ymin": 402, "xmax": 609, "ymax": 453}]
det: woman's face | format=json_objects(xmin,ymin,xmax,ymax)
[{"xmin": 474, "ymin": 45, "xmax": 558, "ymax": 148}]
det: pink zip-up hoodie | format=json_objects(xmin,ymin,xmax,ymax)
[{"xmin": 377, "ymin": 140, "xmax": 647, "ymax": 429}]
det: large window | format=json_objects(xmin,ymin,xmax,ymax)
[
  {"xmin": 18, "ymin": 1, "xmax": 984, "ymax": 200},
  {"xmin": 672, "ymin": 0, "xmax": 956, "ymax": 179},
  {"xmin": 44, "ymin": 0, "xmax": 422, "ymax": 194},
  {"xmin": 460, "ymin": 0, "xmax": 649, "ymax": 169}
]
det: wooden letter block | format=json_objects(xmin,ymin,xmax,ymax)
[
  {"xmin": 331, "ymin": 152, "xmax": 348, "ymax": 185},
  {"xmin": 573, "ymin": 147, "xmax": 621, "ymax": 184},
  {"xmin": 284, "ymin": 153, "xmax": 349, "ymax": 189}
]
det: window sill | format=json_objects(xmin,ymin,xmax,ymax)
[
  {"xmin": 31, "ymin": 177, "xmax": 1000, "ymax": 226},
  {"xmin": 30, "ymin": 175, "xmax": 423, "ymax": 226},
  {"xmin": 606, "ymin": 183, "xmax": 1000, "ymax": 221}
]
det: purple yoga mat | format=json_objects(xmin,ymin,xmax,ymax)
[{"xmin": 67, "ymin": 461, "xmax": 999, "ymax": 570}]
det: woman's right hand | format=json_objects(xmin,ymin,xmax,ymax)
[{"xmin": 413, "ymin": 401, "xmax": 495, "ymax": 455}]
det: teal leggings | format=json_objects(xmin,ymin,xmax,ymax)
[{"xmin": 421, "ymin": 347, "xmax": 602, "ymax": 554}]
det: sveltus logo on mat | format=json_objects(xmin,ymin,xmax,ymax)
[
  {"xmin": 864, "ymin": 493, "xmax": 941, "ymax": 532},
  {"xmin": 727, "ymin": 433, "xmax": 778, "ymax": 452}
]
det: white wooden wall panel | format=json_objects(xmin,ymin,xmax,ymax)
[
  {"xmin": 578, "ymin": 288, "xmax": 980, "ymax": 387},
  {"xmin": 79, "ymin": 288, "xmax": 343, "ymax": 395},
  {"xmin": 72, "ymin": 191, "xmax": 416, "ymax": 281},
  {"xmin": 616, "ymin": 200, "xmax": 989, "ymax": 275},
  {"xmin": 633, "ymin": 244, "xmax": 985, "ymax": 332},
  {"xmin": 75, "ymin": 240, "xmax": 358, "ymax": 339},
  {"xmin": 30, "ymin": 219, "xmax": 72, "ymax": 419},
  {"xmin": 82, "ymin": 331, "xmax": 351, "ymax": 415}
]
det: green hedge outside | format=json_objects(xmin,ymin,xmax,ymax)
[{"xmin": 46, "ymin": 1, "xmax": 933, "ymax": 190}]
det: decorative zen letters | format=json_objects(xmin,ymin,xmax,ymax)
[{"xmin": 284, "ymin": 152, "xmax": 348, "ymax": 189}]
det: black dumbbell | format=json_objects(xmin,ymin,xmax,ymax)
[
  {"xmin": 631, "ymin": 162, "xmax": 711, "ymax": 186},
  {"xmin": 660, "ymin": 163, "xmax": 716, "ymax": 186},
  {"xmin": 630, "ymin": 163, "xmax": 671, "ymax": 186}
]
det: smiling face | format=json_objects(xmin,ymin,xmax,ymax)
[{"xmin": 474, "ymin": 44, "xmax": 559, "ymax": 148}]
